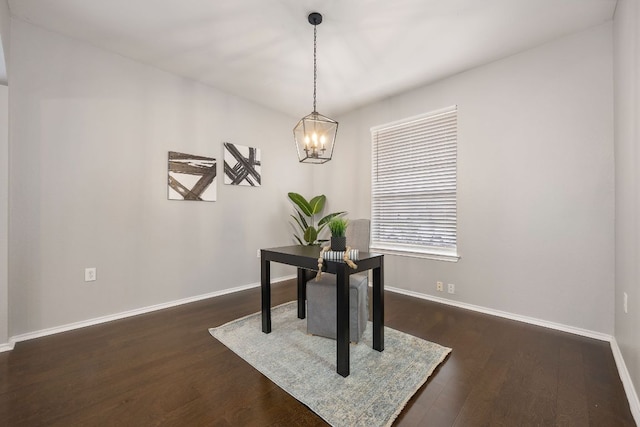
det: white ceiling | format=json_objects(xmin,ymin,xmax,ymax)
[{"xmin": 8, "ymin": 0, "xmax": 617, "ymax": 117}]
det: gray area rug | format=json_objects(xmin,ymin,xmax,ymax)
[{"xmin": 209, "ymin": 301, "xmax": 451, "ymax": 427}]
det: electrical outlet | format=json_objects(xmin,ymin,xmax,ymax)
[
  {"xmin": 448, "ymin": 283, "xmax": 455, "ymax": 294},
  {"xmin": 257, "ymin": 249, "xmax": 261, "ymax": 258},
  {"xmin": 624, "ymin": 292, "xmax": 628, "ymax": 314},
  {"xmin": 84, "ymin": 267, "xmax": 96, "ymax": 282},
  {"xmin": 436, "ymin": 281, "xmax": 443, "ymax": 292}
]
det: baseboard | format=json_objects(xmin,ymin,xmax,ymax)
[
  {"xmin": 610, "ymin": 337, "xmax": 640, "ymax": 425},
  {"xmin": 386, "ymin": 286, "xmax": 640, "ymax": 422},
  {"xmin": 0, "ymin": 341, "xmax": 14, "ymax": 352},
  {"xmin": 1, "ymin": 281, "xmax": 613, "ymax": 346},
  {"xmin": 385, "ymin": 286, "xmax": 612, "ymax": 342},
  {"xmin": 6, "ymin": 274, "xmax": 296, "ymax": 347}
]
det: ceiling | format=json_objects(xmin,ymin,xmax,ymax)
[{"xmin": 7, "ymin": 0, "xmax": 617, "ymax": 117}]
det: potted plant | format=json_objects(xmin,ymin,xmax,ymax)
[
  {"xmin": 328, "ymin": 217, "xmax": 348, "ymax": 251},
  {"xmin": 288, "ymin": 192, "xmax": 345, "ymax": 246}
]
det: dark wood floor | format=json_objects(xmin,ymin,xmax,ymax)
[{"xmin": 0, "ymin": 280, "xmax": 635, "ymax": 426}]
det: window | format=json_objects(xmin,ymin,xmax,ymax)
[{"xmin": 370, "ymin": 105, "xmax": 458, "ymax": 261}]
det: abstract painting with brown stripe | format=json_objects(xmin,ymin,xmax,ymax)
[{"xmin": 168, "ymin": 151, "xmax": 217, "ymax": 201}]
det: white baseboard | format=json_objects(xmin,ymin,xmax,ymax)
[
  {"xmin": 2, "ymin": 274, "xmax": 295, "ymax": 350},
  {"xmin": 610, "ymin": 337, "xmax": 640, "ymax": 425},
  {"xmin": 0, "ymin": 341, "xmax": 14, "ymax": 352},
  {"xmin": 386, "ymin": 286, "xmax": 640, "ymax": 423},
  {"xmin": 385, "ymin": 286, "xmax": 612, "ymax": 341}
]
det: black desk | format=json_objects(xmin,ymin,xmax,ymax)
[{"xmin": 261, "ymin": 245, "xmax": 384, "ymax": 377}]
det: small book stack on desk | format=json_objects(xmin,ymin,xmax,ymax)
[{"xmin": 322, "ymin": 249, "xmax": 359, "ymax": 261}]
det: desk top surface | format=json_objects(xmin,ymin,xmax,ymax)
[{"xmin": 262, "ymin": 245, "xmax": 382, "ymax": 261}]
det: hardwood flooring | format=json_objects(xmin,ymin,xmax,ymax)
[{"xmin": 0, "ymin": 280, "xmax": 635, "ymax": 426}]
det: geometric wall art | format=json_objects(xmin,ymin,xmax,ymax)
[
  {"xmin": 223, "ymin": 142, "xmax": 261, "ymax": 187},
  {"xmin": 168, "ymin": 151, "xmax": 217, "ymax": 201}
]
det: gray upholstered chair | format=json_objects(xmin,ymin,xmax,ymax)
[{"xmin": 306, "ymin": 219, "xmax": 370, "ymax": 342}]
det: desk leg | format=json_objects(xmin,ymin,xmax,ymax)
[
  {"xmin": 261, "ymin": 256, "xmax": 271, "ymax": 334},
  {"xmin": 373, "ymin": 260, "xmax": 384, "ymax": 352},
  {"xmin": 336, "ymin": 265, "xmax": 350, "ymax": 377},
  {"xmin": 297, "ymin": 268, "xmax": 306, "ymax": 319}
]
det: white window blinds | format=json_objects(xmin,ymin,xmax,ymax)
[{"xmin": 371, "ymin": 105, "xmax": 458, "ymax": 261}]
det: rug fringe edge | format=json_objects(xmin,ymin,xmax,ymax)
[
  {"xmin": 208, "ymin": 300, "xmax": 297, "ymax": 335},
  {"xmin": 381, "ymin": 347, "xmax": 452, "ymax": 427}
]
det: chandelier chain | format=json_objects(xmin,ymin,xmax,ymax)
[{"xmin": 313, "ymin": 23, "xmax": 317, "ymax": 113}]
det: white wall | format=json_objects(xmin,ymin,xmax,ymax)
[
  {"xmin": 4, "ymin": 12, "xmax": 618, "ymax": 341},
  {"xmin": 614, "ymin": 0, "xmax": 640, "ymax": 408},
  {"xmin": 0, "ymin": 84, "xmax": 8, "ymax": 345},
  {"xmin": 8, "ymin": 19, "xmax": 311, "ymax": 336},
  {"xmin": 0, "ymin": 0, "xmax": 9, "ymax": 84},
  {"xmin": 323, "ymin": 23, "xmax": 615, "ymax": 334}
]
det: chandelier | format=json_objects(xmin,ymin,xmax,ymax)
[{"xmin": 293, "ymin": 12, "xmax": 338, "ymax": 164}]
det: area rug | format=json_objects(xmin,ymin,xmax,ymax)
[{"xmin": 209, "ymin": 301, "xmax": 451, "ymax": 427}]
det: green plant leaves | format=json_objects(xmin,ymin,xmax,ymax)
[
  {"xmin": 328, "ymin": 217, "xmax": 348, "ymax": 237},
  {"xmin": 288, "ymin": 193, "xmax": 345, "ymax": 246},
  {"xmin": 288, "ymin": 192, "xmax": 313, "ymax": 216},
  {"xmin": 319, "ymin": 212, "xmax": 346, "ymax": 227},
  {"xmin": 303, "ymin": 226, "xmax": 318, "ymax": 244},
  {"xmin": 308, "ymin": 195, "xmax": 326, "ymax": 214},
  {"xmin": 291, "ymin": 212, "xmax": 309, "ymax": 230}
]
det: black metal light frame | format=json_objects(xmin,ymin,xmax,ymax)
[{"xmin": 293, "ymin": 12, "xmax": 338, "ymax": 164}]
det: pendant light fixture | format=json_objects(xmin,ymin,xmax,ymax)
[{"xmin": 293, "ymin": 12, "xmax": 338, "ymax": 164}]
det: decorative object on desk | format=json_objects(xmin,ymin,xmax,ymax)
[
  {"xmin": 209, "ymin": 301, "xmax": 451, "ymax": 427},
  {"xmin": 293, "ymin": 12, "xmax": 338, "ymax": 164},
  {"xmin": 322, "ymin": 249, "xmax": 359, "ymax": 261},
  {"xmin": 167, "ymin": 151, "xmax": 217, "ymax": 201},
  {"xmin": 316, "ymin": 245, "xmax": 357, "ymax": 281},
  {"xmin": 328, "ymin": 217, "xmax": 348, "ymax": 251},
  {"xmin": 223, "ymin": 142, "xmax": 261, "ymax": 186},
  {"xmin": 288, "ymin": 192, "xmax": 345, "ymax": 246}
]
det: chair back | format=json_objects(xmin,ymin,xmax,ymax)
[{"xmin": 345, "ymin": 219, "xmax": 370, "ymax": 253}]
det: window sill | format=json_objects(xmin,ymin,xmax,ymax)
[{"xmin": 370, "ymin": 246, "xmax": 460, "ymax": 263}]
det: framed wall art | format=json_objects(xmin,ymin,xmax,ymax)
[
  {"xmin": 167, "ymin": 151, "xmax": 217, "ymax": 201},
  {"xmin": 223, "ymin": 142, "xmax": 261, "ymax": 187}
]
